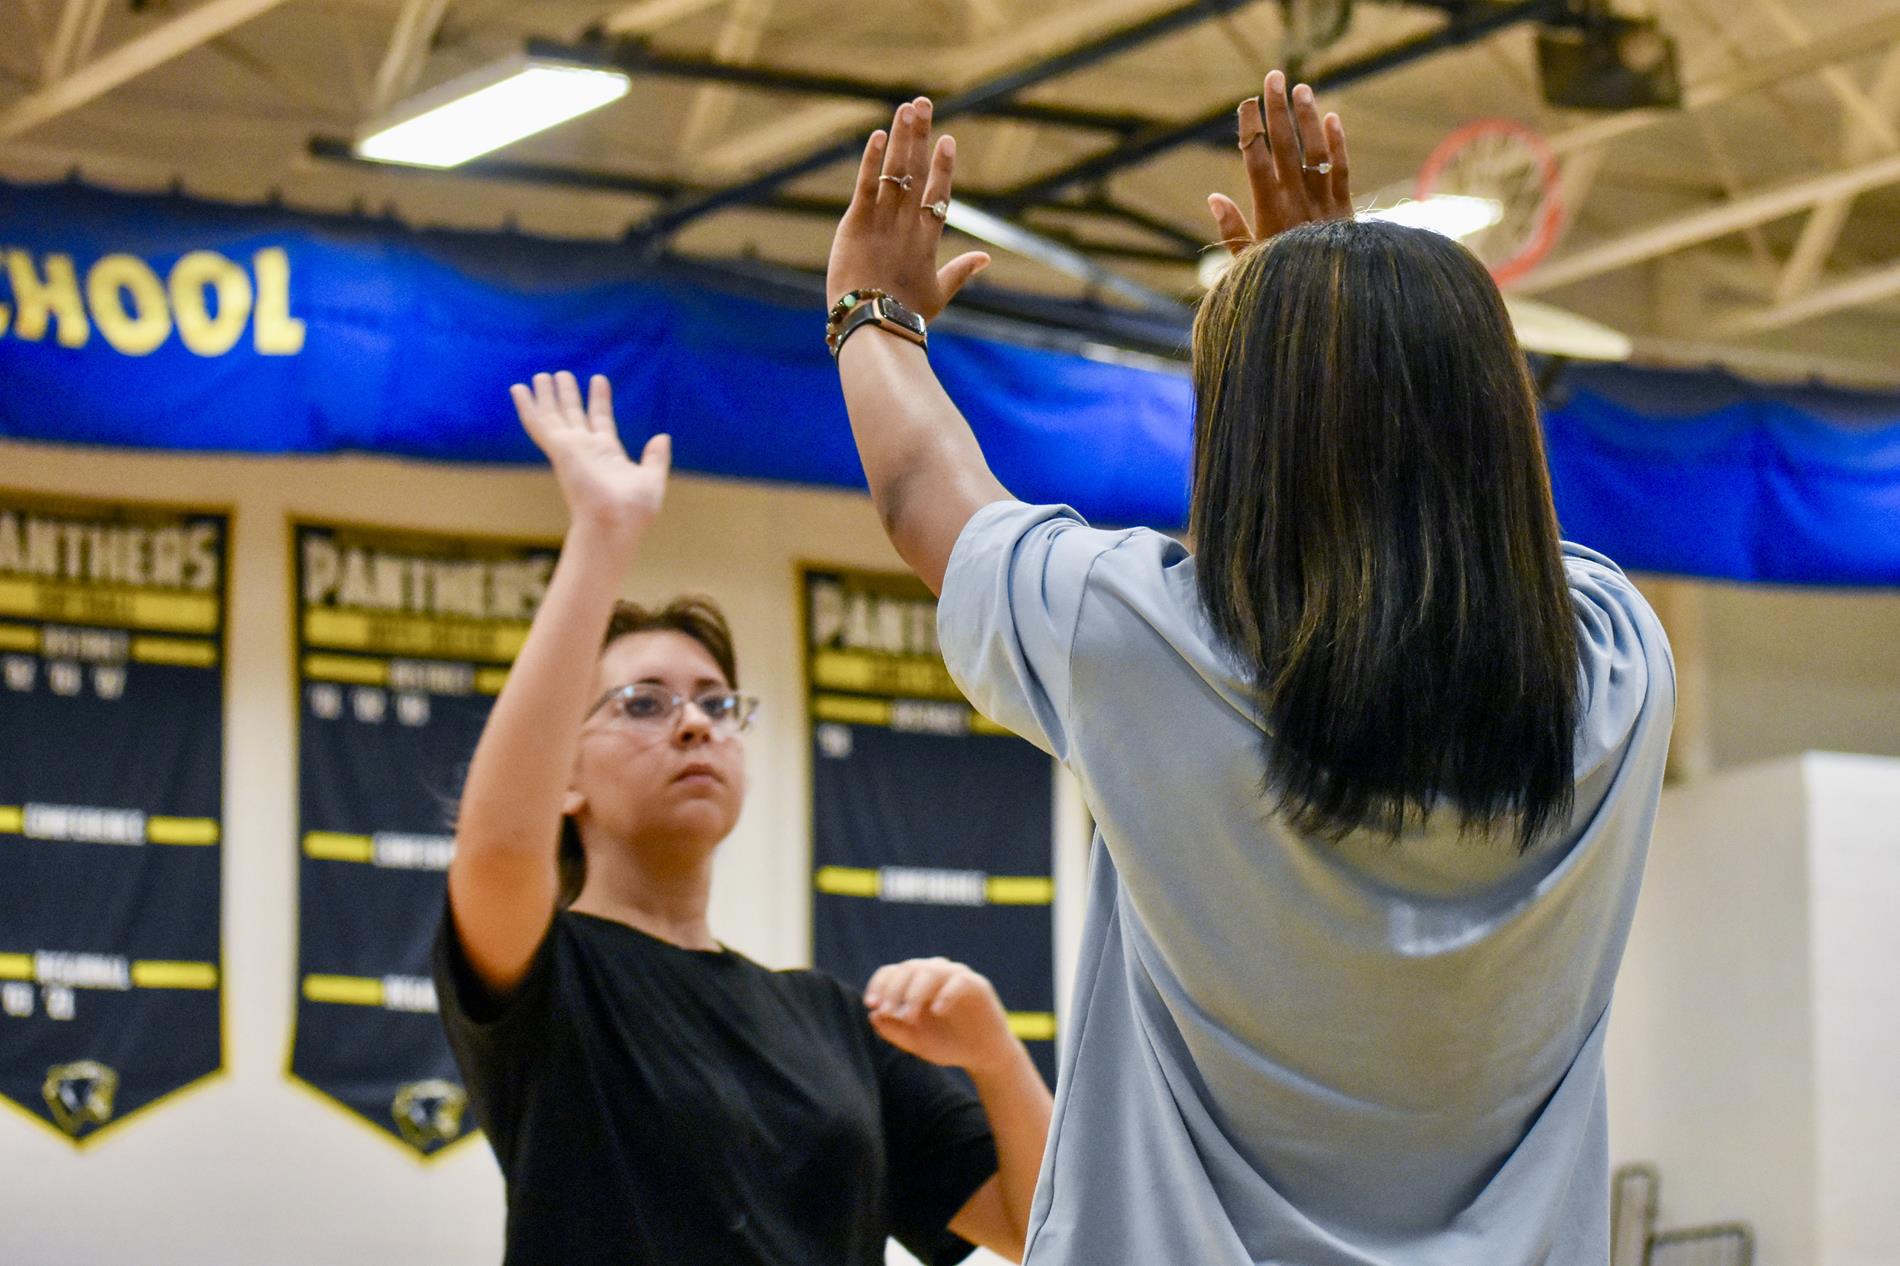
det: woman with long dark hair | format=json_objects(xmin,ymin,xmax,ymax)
[
  {"xmin": 437, "ymin": 372, "xmax": 1052, "ymax": 1265},
  {"xmin": 824, "ymin": 74, "xmax": 1674, "ymax": 1264}
]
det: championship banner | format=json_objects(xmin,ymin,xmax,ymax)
[
  {"xmin": 803, "ymin": 568, "xmax": 1058, "ymax": 1082},
  {"xmin": 289, "ymin": 520, "xmax": 556, "ymax": 1156},
  {"xmin": 0, "ymin": 490, "xmax": 226, "ymax": 1146}
]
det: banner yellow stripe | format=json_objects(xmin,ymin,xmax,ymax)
[
  {"xmin": 303, "ymin": 608, "xmax": 526, "ymax": 664},
  {"xmin": 813, "ymin": 695, "xmax": 892, "ymax": 726},
  {"xmin": 0, "ymin": 806, "xmax": 22, "ymax": 834},
  {"xmin": 814, "ymin": 865, "xmax": 881, "ymax": 898},
  {"xmin": 971, "ymin": 713, "xmax": 1014, "ymax": 737},
  {"xmin": 130, "ymin": 961, "xmax": 218, "ymax": 990},
  {"xmin": 809, "ymin": 649, "xmax": 965, "ymax": 702},
  {"xmin": 147, "ymin": 817, "xmax": 219, "ymax": 846},
  {"xmin": 986, "ymin": 876, "xmax": 1055, "ymax": 905},
  {"xmin": 303, "ymin": 832, "xmax": 374, "ymax": 863},
  {"xmin": 0, "ymin": 577, "xmax": 217, "ymax": 633},
  {"xmin": 0, "ymin": 622, "xmax": 38, "ymax": 652},
  {"xmin": 475, "ymin": 666, "xmax": 510, "ymax": 695},
  {"xmin": 1007, "ymin": 1012, "xmax": 1058, "ymax": 1041},
  {"xmin": 302, "ymin": 653, "xmax": 388, "ymax": 685},
  {"xmin": 302, "ymin": 974, "xmax": 384, "ymax": 1007},
  {"xmin": 0, "ymin": 953, "xmax": 32, "ymax": 980},
  {"xmin": 130, "ymin": 636, "xmax": 218, "ymax": 667}
]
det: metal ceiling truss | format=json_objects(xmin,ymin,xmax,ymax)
[{"xmin": 629, "ymin": 0, "xmax": 1574, "ymax": 243}]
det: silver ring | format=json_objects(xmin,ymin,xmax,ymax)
[
  {"xmin": 1303, "ymin": 161, "xmax": 1333, "ymax": 175},
  {"xmin": 878, "ymin": 173, "xmax": 914, "ymax": 191},
  {"xmin": 926, "ymin": 200, "xmax": 949, "ymax": 221}
]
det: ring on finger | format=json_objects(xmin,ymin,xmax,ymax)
[
  {"xmin": 925, "ymin": 200, "xmax": 949, "ymax": 221},
  {"xmin": 1237, "ymin": 131, "xmax": 1266, "ymax": 150},
  {"xmin": 878, "ymin": 173, "xmax": 914, "ymax": 191},
  {"xmin": 1302, "ymin": 161, "xmax": 1333, "ymax": 175}
]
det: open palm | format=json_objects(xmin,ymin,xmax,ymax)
[{"xmin": 510, "ymin": 371, "xmax": 670, "ymax": 535}]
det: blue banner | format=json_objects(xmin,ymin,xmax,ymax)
[{"xmin": 2, "ymin": 178, "xmax": 1896, "ymax": 585}]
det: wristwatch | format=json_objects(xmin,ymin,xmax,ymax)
[{"xmin": 827, "ymin": 291, "xmax": 928, "ymax": 359}]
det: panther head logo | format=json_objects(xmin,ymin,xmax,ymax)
[
  {"xmin": 43, "ymin": 1060, "xmax": 119, "ymax": 1136},
  {"xmin": 391, "ymin": 1078, "xmax": 467, "ymax": 1150}
]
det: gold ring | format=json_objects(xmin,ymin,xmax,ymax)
[
  {"xmin": 878, "ymin": 174, "xmax": 914, "ymax": 191},
  {"xmin": 1238, "ymin": 131, "xmax": 1266, "ymax": 150}
]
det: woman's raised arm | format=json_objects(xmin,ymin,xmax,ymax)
[{"xmin": 447, "ymin": 371, "xmax": 670, "ymax": 994}]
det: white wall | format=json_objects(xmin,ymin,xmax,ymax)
[
  {"xmin": 1607, "ymin": 753, "xmax": 1900, "ymax": 1266},
  {"xmin": 1807, "ymin": 755, "xmax": 1900, "ymax": 1266},
  {"xmin": 0, "ymin": 438, "xmax": 1069, "ymax": 1266},
  {"xmin": 1605, "ymin": 756, "xmax": 1818, "ymax": 1265}
]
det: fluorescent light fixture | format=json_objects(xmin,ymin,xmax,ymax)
[
  {"xmin": 942, "ymin": 200, "xmax": 1182, "ymax": 312},
  {"xmin": 1504, "ymin": 296, "xmax": 1633, "ymax": 362},
  {"xmin": 1361, "ymin": 194, "xmax": 1504, "ymax": 241},
  {"xmin": 356, "ymin": 53, "xmax": 630, "ymax": 169}
]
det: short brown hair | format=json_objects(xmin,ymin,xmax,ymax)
[{"xmin": 558, "ymin": 595, "xmax": 739, "ymax": 904}]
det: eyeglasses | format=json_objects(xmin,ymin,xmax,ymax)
[{"xmin": 584, "ymin": 682, "xmax": 759, "ymax": 737}]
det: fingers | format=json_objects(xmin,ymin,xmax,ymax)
[
  {"xmin": 1207, "ymin": 193, "xmax": 1253, "ymax": 251},
  {"xmin": 586, "ymin": 374, "xmax": 615, "ymax": 435},
  {"xmin": 866, "ymin": 958, "xmax": 955, "ymax": 1019},
  {"xmin": 554, "ymin": 370, "xmax": 587, "ymax": 428},
  {"xmin": 878, "ymin": 97, "xmax": 930, "ymax": 209},
  {"xmin": 1324, "ymin": 112, "xmax": 1352, "ymax": 212},
  {"xmin": 1291, "ymin": 81, "xmax": 1330, "ymax": 189},
  {"xmin": 1237, "ymin": 95, "xmax": 1276, "ymax": 236},
  {"xmin": 509, "ymin": 382, "xmax": 550, "ymax": 449},
  {"xmin": 1262, "ymin": 70, "xmax": 1302, "ymax": 191},
  {"xmin": 851, "ymin": 129, "xmax": 888, "ymax": 214},
  {"xmin": 918, "ymin": 133, "xmax": 956, "ymax": 226},
  {"xmin": 639, "ymin": 432, "xmax": 672, "ymax": 479},
  {"xmin": 936, "ymin": 250, "xmax": 990, "ymax": 303}
]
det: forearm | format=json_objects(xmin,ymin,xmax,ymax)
[
  {"xmin": 836, "ymin": 330, "xmax": 1009, "ymax": 593},
  {"xmin": 968, "ymin": 1039, "xmax": 1054, "ymax": 1247},
  {"xmin": 455, "ymin": 519, "xmax": 638, "ymax": 859}
]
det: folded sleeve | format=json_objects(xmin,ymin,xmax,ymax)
[
  {"xmin": 1562, "ymin": 542, "xmax": 1676, "ymax": 782},
  {"xmin": 937, "ymin": 500, "xmax": 1129, "ymax": 759}
]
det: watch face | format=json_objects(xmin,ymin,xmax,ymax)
[{"xmin": 880, "ymin": 298, "xmax": 924, "ymax": 334}]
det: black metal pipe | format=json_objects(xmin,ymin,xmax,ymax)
[
  {"xmin": 631, "ymin": 0, "xmax": 1258, "ymax": 242},
  {"xmin": 539, "ymin": 38, "xmax": 1157, "ymax": 135},
  {"xmin": 995, "ymin": 0, "xmax": 1571, "ymax": 206}
]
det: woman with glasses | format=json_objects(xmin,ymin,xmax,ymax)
[
  {"xmin": 823, "ymin": 75, "xmax": 1674, "ymax": 1266},
  {"xmin": 436, "ymin": 371, "xmax": 1052, "ymax": 1266}
]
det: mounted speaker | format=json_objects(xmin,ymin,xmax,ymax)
[{"xmin": 1537, "ymin": 14, "xmax": 1682, "ymax": 111}]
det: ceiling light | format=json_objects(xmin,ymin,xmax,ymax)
[
  {"xmin": 1361, "ymin": 195, "xmax": 1504, "ymax": 241},
  {"xmin": 355, "ymin": 53, "xmax": 630, "ymax": 169},
  {"xmin": 942, "ymin": 200, "xmax": 1183, "ymax": 312}
]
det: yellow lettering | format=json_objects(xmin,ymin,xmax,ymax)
[
  {"xmin": 6, "ymin": 251, "xmax": 90, "ymax": 347},
  {"xmin": 148, "ymin": 527, "xmax": 186, "ymax": 588},
  {"xmin": 87, "ymin": 254, "xmax": 171, "ymax": 356},
  {"xmin": 252, "ymin": 247, "xmax": 305, "ymax": 355},
  {"xmin": 170, "ymin": 251, "xmax": 252, "ymax": 357},
  {"xmin": 183, "ymin": 524, "xmax": 219, "ymax": 592},
  {"xmin": 302, "ymin": 537, "xmax": 340, "ymax": 604}
]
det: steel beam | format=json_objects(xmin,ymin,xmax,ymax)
[
  {"xmin": 538, "ymin": 39, "xmax": 1157, "ymax": 133},
  {"xmin": 994, "ymin": 0, "xmax": 1568, "ymax": 207},
  {"xmin": 630, "ymin": 0, "xmax": 1259, "ymax": 241},
  {"xmin": 1514, "ymin": 150, "xmax": 1900, "ymax": 295},
  {"xmin": 0, "ymin": 0, "xmax": 295, "ymax": 141}
]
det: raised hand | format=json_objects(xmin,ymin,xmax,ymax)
[
  {"xmin": 1208, "ymin": 69, "xmax": 1353, "ymax": 251},
  {"xmin": 509, "ymin": 371, "xmax": 670, "ymax": 538},
  {"xmin": 865, "ymin": 957, "xmax": 1019, "ymax": 1075},
  {"xmin": 827, "ymin": 96, "xmax": 991, "ymax": 320}
]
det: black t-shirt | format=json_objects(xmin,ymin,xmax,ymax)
[{"xmin": 433, "ymin": 906, "xmax": 999, "ymax": 1266}]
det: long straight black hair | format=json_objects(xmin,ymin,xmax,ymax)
[{"xmin": 1191, "ymin": 218, "xmax": 1579, "ymax": 850}]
